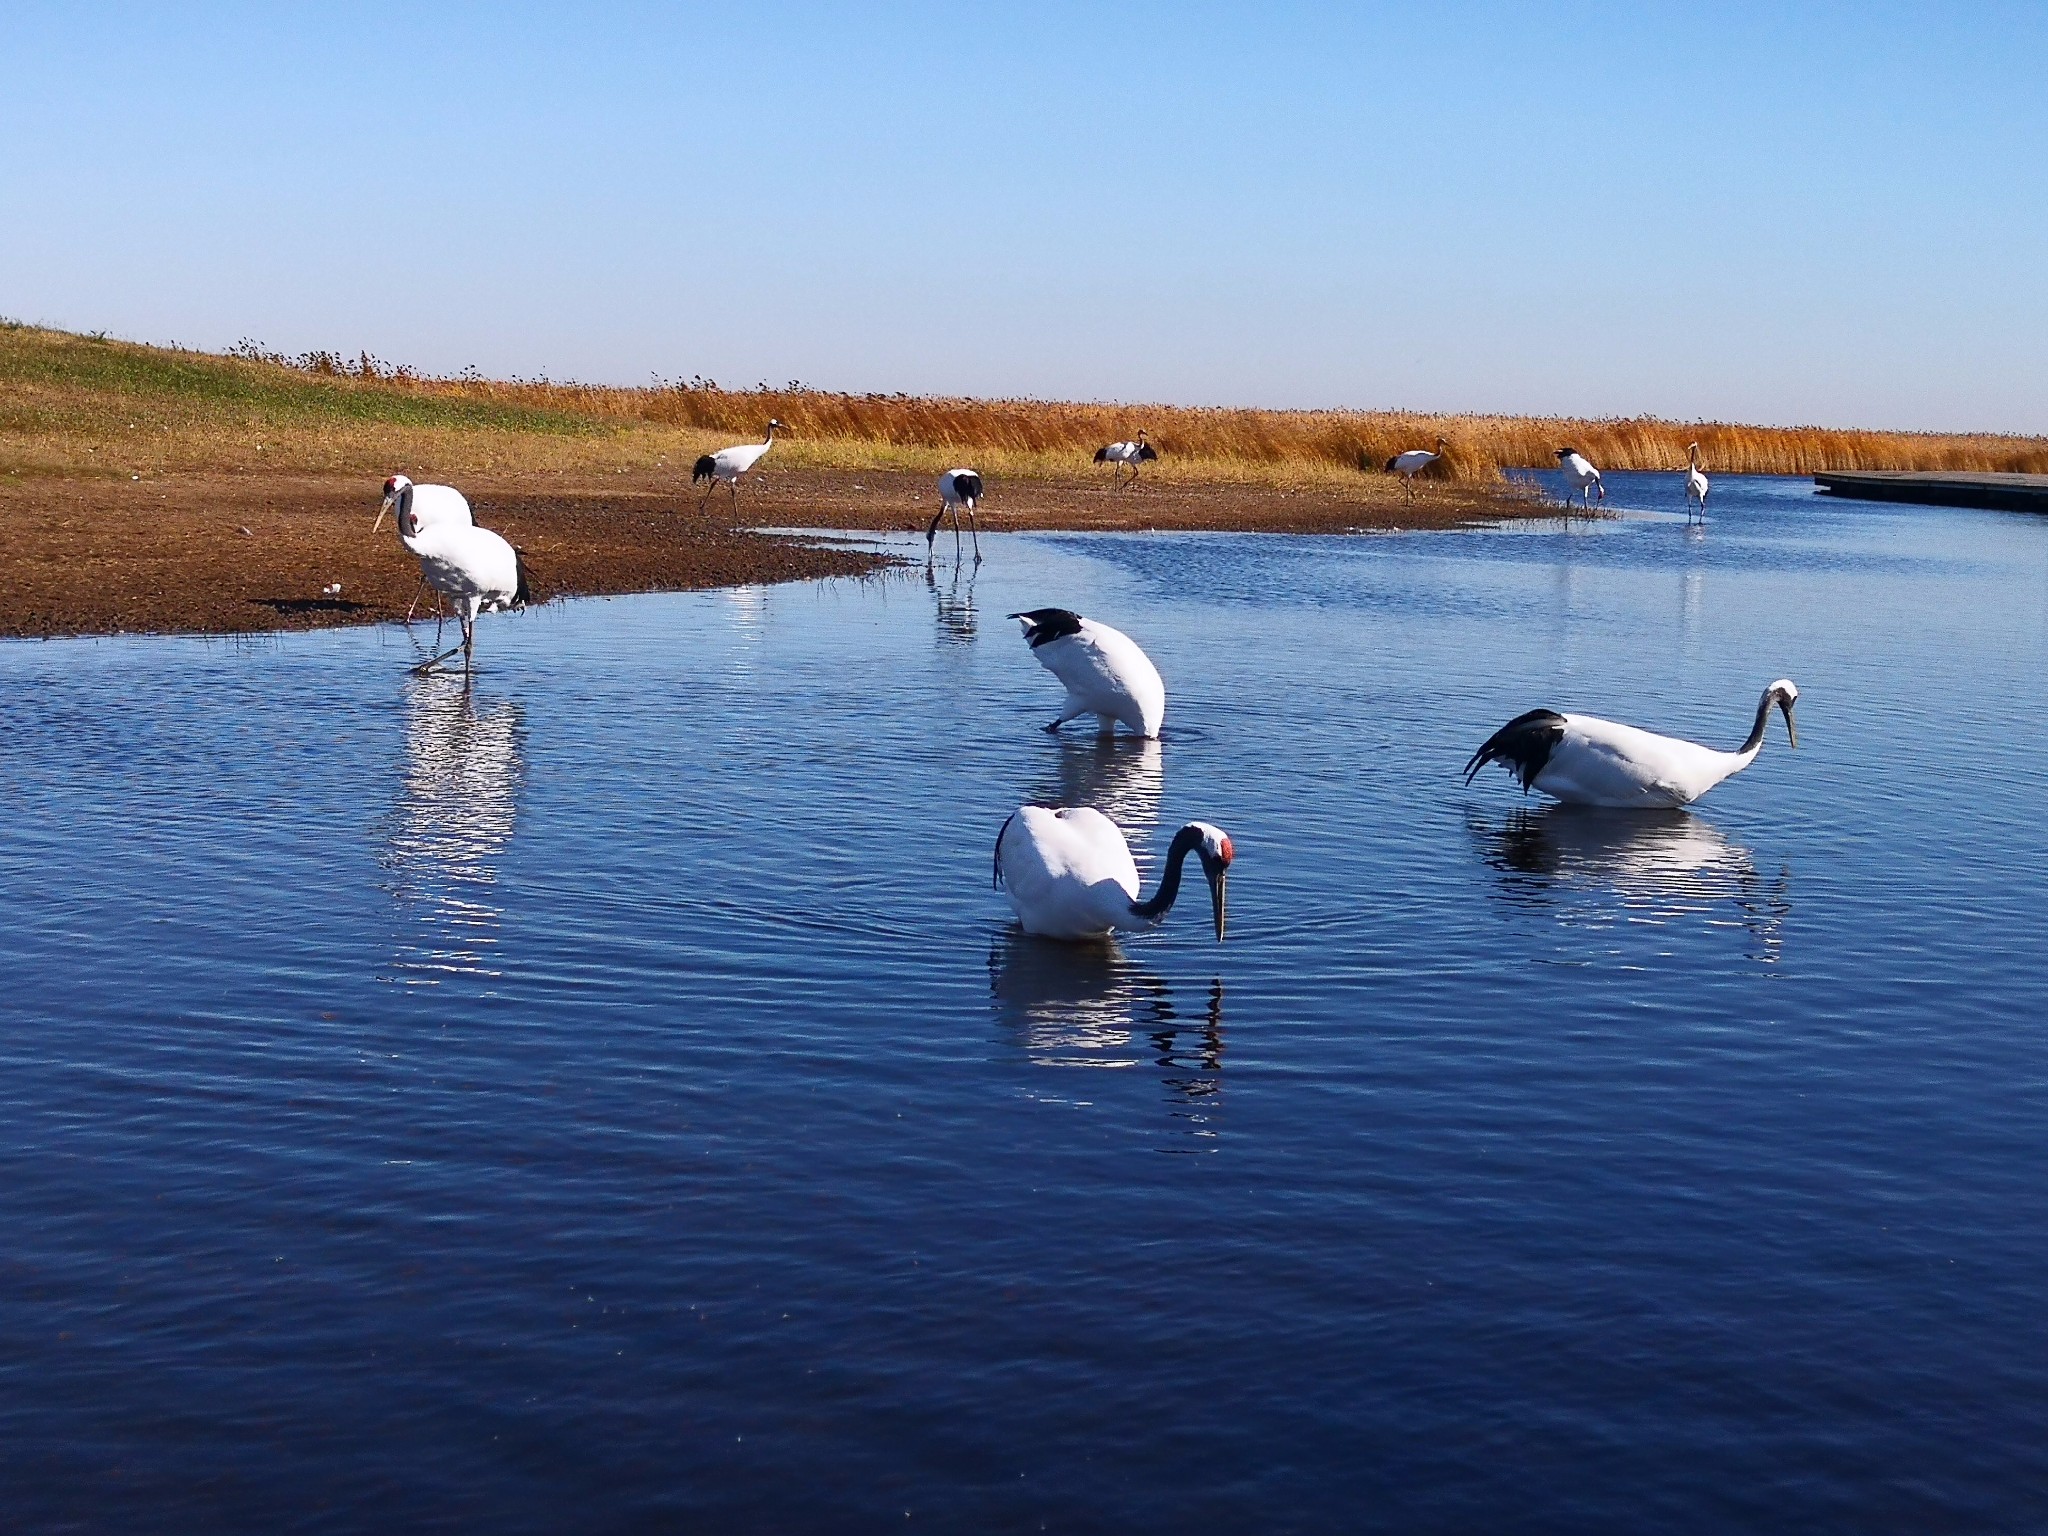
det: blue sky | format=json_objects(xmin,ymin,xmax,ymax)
[{"xmin": 3, "ymin": 2, "xmax": 2044, "ymax": 430}]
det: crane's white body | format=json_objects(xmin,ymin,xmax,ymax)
[
  {"xmin": 1017, "ymin": 612, "xmax": 1166, "ymax": 737},
  {"xmin": 1386, "ymin": 438, "xmax": 1448, "ymax": 499},
  {"xmin": 1467, "ymin": 682, "xmax": 1800, "ymax": 809},
  {"xmin": 929, "ymin": 467, "xmax": 985, "ymax": 562},
  {"xmin": 996, "ymin": 807, "xmax": 1230, "ymax": 941},
  {"xmin": 706, "ymin": 438, "xmax": 774, "ymax": 481},
  {"xmin": 998, "ymin": 806, "xmax": 1149, "ymax": 939},
  {"xmin": 376, "ymin": 476, "xmax": 473, "ymax": 622},
  {"xmin": 1685, "ymin": 444, "xmax": 1710, "ymax": 517},
  {"xmin": 694, "ymin": 422, "xmax": 784, "ymax": 506},
  {"xmin": 1094, "ymin": 432, "xmax": 1157, "ymax": 486},
  {"xmin": 1558, "ymin": 450, "xmax": 1605, "ymax": 508},
  {"xmin": 939, "ymin": 467, "xmax": 981, "ymax": 514},
  {"xmin": 1531, "ymin": 715, "xmax": 1762, "ymax": 808}
]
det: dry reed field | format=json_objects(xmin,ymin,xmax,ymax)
[{"xmin": 6, "ymin": 323, "xmax": 2041, "ymax": 489}]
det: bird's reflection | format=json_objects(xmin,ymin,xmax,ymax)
[
  {"xmin": 988, "ymin": 933, "xmax": 1226, "ymax": 1137},
  {"xmin": 927, "ymin": 562, "xmax": 977, "ymax": 646},
  {"xmin": 1468, "ymin": 804, "xmax": 1788, "ymax": 961},
  {"xmin": 1022, "ymin": 736, "xmax": 1165, "ymax": 861},
  {"xmin": 383, "ymin": 672, "xmax": 524, "ymax": 981}
]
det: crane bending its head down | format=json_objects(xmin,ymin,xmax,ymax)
[
  {"xmin": 1464, "ymin": 680, "xmax": 1799, "ymax": 809},
  {"xmin": 995, "ymin": 805, "xmax": 1234, "ymax": 941},
  {"xmin": 1010, "ymin": 607, "xmax": 1167, "ymax": 738}
]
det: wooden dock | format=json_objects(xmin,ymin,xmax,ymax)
[{"xmin": 1814, "ymin": 470, "xmax": 2048, "ymax": 512}]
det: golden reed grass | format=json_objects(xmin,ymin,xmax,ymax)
[{"xmin": 8, "ymin": 325, "xmax": 2045, "ymax": 485}]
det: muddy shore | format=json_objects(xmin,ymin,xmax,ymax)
[{"xmin": 0, "ymin": 466, "xmax": 1528, "ymax": 640}]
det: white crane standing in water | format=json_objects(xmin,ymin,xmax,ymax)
[
  {"xmin": 380, "ymin": 477, "xmax": 531, "ymax": 673},
  {"xmin": 1556, "ymin": 447, "xmax": 1605, "ymax": 510},
  {"xmin": 1385, "ymin": 436, "xmax": 1449, "ymax": 501},
  {"xmin": 1094, "ymin": 431, "xmax": 1158, "ymax": 487},
  {"xmin": 1463, "ymin": 679, "xmax": 1800, "ymax": 808},
  {"xmin": 374, "ymin": 474, "xmax": 474, "ymax": 624},
  {"xmin": 927, "ymin": 468, "xmax": 985, "ymax": 563},
  {"xmin": 692, "ymin": 420, "xmax": 785, "ymax": 510},
  {"xmin": 1685, "ymin": 441, "xmax": 1710, "ymax": 519},
  {"xmin": 995, "ymin": 806, "xmax": 1233, "ymax": 941},
  {"xmin": 1009, "ymin": 607, "xmax": 1166, "ymax": 737}
]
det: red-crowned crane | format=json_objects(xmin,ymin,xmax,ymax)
[
  {"xmin": 1385, "ymin": 436, "xmax": 1449, "ymax": 500},
  {"xmin": 1094, "ymin": 430, "xmax": 1158, "ymax": 487},
  {"xmin": 1685, "ymin": 442, "xmax": 1710, "ymax": 519},
  {"xmin": 1556, "ymin": 448, "xmax": 1605, "ymax": 510},
  {"xmin": 1464, "ymin": 680, "xmax": 1800, "ymax": 808},
  {"xmin": 374, "ymin": 474, "xmax": 474, "ymax": 625},
  {"xmin": 927, "ymin": 468, "xmax": 985, "ymax": 563},
  {"xmin": 1009, "ymin": 607, "xmax": 1166, "ymax": 737},
  {"xmin": 381, "ymin": 478, "xmax": 531, "ymax": 674},
  {"xmin": 995, "ymin": 806, "xmax": 1232, "ymax": 941},
  {"xmin": 692, "ymin": 420, "xmax": 785, "ymax": 509}
]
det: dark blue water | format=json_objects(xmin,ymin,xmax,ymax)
[{"xmin": 2, "ymin": 473, "xmax": 2044, "ymax": 1531}]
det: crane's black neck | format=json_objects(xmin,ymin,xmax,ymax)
[
  {"xmin": 1131, "ymin": 825, "xmax": 1205, "ymax": 919},
  {"xmin": 1738, "ymin": 691, "xmax": 1775, "ymax": 755}
]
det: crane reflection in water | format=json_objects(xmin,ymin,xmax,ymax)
[
  {"xmin": 927, "ymin": 561, "xmax": 977, "ymax": 646},
  {"xmin": 383, "ymin": 673, "xmax": 524, "ymax": 983},
  {"xmin": 1020, "ymin": 734, "xmax": 1165, "ymax": 869},
  {"xmin": 1466, "ymin": 805, "xmax": 1790, "ymax": 963},
  {"xmin": 987, "ymin": 934, "xmax": 1226, "ymax": 1142}
]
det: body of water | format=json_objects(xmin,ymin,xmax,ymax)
[{"xmin": 2, "ymin": 473, "xmax": 2044, "ymax": 1530}]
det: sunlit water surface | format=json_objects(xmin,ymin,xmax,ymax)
[{"xmin": 2, "ymin": 474, "xmax": 2045, "ymax": 1531}]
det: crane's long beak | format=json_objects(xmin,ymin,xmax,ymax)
[
  {"xmin": 1781, "ymin": 700, "xmax": 1799, "ymax": 749},
  {"xmin": 1209, "ymin": 871, "xmax": 1228, "ymax": 942},
  {"xmin": 373, "ymin": 496, "xmax": 392, "ymax": 533}
]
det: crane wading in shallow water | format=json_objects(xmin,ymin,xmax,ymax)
[
  {"xmin": 1010, "ymin": 607, "xmax": 1166, "ymax": 737},
  {"xmin": 1094, "ymin": 431, "xmax": 1158, "ymax": 487},
  {"xmin": 1464, "ymin": 680, "xmax": 1800, "ymax": 808},
  {"xmin": 1385, "ymin": 436, "xmax": 1449, "ymax": 501},
  {"xmin": 1556, "ymin": 447, "xmax": 1605, "ymax": 510},
  {"xmin": 927, "ymin": 468, "xmax": 985, "ymax": 563},
  {"xmin": 379, "ymin": 478, "xmax": 531, "ymax": 674},
  {"xmin": 692, "ymin": 420, "xmax": 785, "ymax": 510},
  {"xmin": 1686, "ymin": 442, "xmax": 1711, "ymax": 519},
  {"xmin": 374, "ymin": 474, "xmax": 474, "ymax": 626},
  {"xmin": 995, "ymin": 806, "xmax": 1233, "ymax": 941}
]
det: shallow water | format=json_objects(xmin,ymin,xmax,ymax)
[{"xmin": 2, "ymin": 473, "xmax": 2045, "ymax": 1531}]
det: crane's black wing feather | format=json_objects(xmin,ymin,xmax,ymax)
[{"xmin": 1463, "ymin": 709, "xmax": 1567, "ymax": 791}]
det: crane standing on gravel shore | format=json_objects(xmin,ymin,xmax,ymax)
[
  {"xmin": 693, "ymin": 420, "xmax": 785, "ymax": 510},
  {"xmin": 927, "ymin": 468, "xmax": 985, "ymax": 564},
  {"xmin": 1385, "ymin": 436, "xmax": 1449, "ymax": 500},
  {"xmin": 1094, "ymin": 431, "xmax": 1158, "ymax": 487}
]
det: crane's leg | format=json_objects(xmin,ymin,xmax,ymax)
[
  {"xmin": 1043, "ymin": 695, "xmax": 1092, "ymax": 733},
  {"xmin": 951, "ymin": 506, "xmax": 964, "ymax": 562},
  {"xmin": 412, "ymin": 633, "xmax": 466, "ymax": 674},
  {"xmin": 967, "ymin": 505, "xmax": 982, "ymax": 563},
  {"xmin": 462, "ymin": 611, "xmax": 475, "ymax": 672}
]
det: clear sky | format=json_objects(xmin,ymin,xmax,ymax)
[{"xmin": 4, "ymin": 2, "xmax": 2044, "ymax": 431}]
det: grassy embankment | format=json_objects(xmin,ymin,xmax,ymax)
[{"xmin": 6, "ymin": 322, "xmax": 2045, "ymax": 490}]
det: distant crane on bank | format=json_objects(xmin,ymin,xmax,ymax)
[
  {"xmin": 927, "ymin": 468, "xmax": 985, "ymax": 563},
  {"xmin": 692, "ymin": 420, "xmax": 785, "ymax": 510},
  {"xmin": 1094, "ymin": 431, "xmax": 1158, "ymax": 487},
  {"xmin": 379, "ymin": 477, "xmax": 531, "ymax": 673},
  {"xmin": 1685, "ymin": 442, "xmax": 1710, "ymax": 519},
  {"xmin": 1463, "ymin": 679, "xmax": 1800, "ymax": 808},
  {"xmin": 1385, "ymin": 436, "xmax": 1449, "ymax": 500},
  {"xmin": 1556, "ymin": 447, "xmax": 1605, "ymax": 510}
]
